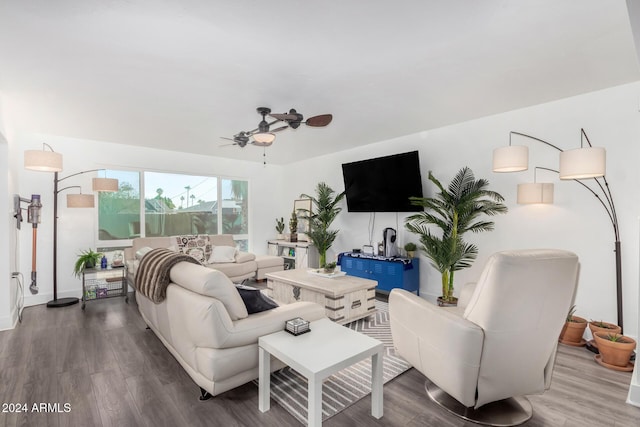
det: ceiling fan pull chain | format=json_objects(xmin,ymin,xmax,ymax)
[{"xmin": 263, "ymin": 147, "xmax": 267, "ymax": 166}]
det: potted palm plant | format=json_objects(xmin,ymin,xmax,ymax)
[
  {"xmin": 300, "ymin": 182, "xmax": 345, "ymax": 268},
  {"xmin": 405, "ymin": 167, "xmax": 507, "ymax": 306},
  {"xmin": 73, "ymin": 249, "xmax": 103, "ymax": 278}
]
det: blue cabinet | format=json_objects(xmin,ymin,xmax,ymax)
[{"xmin": 339, "ymin": 254, "xmax": 420, "ymax": 295}]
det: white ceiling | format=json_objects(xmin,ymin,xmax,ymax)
[{"xmin": 1, "ymin": 1, "xmax": 639, "ymax": 165}]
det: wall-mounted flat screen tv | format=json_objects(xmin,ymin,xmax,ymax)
[{"xmin": 341, "ymin": 151, "xmax": 423, "ymax": 212}]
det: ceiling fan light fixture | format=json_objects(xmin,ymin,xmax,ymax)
[{"xmin": 253, "ymin": 132, "xmax": 275, "ymax": 146}]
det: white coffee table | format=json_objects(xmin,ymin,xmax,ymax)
[{"xmin": 258, "ymin": 318, "xmax": 384, "ymax": 426}]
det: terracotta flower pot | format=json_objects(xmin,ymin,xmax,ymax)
[
  {"xmin": 559, "ymin": 316, "xmax": 587, "ymax": 345},
  {"xmin": 588, "ymin": 320, "xmax": 621, "ymax": 335},
  {"xmin": 593, "ymin": 332, "xmax": 636, "ymax": 368},
  {"xmin": 588, "ymin": 321, "xmax": 621, "ymax": 349}
]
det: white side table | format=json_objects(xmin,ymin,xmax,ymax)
[{"xmin": 258, "ymin": 318, "xmax": 384, "ymax": 426}]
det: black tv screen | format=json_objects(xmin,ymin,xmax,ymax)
[{"xmin": 341, "ymin": 151, "xmax": 424, "ymax": 212}]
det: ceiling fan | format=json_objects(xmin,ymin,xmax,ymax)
[{"xmin": 221, "ymin": 107, "xmax": 333, "ymax": 148}]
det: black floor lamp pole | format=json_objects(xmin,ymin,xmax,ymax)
[{"xmin": 47, "ymin": 171, "xmax": 79, "ymax": 308}]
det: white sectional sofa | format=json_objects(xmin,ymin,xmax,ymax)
[
  {"xmin": 133, "ymin": 257, "xmax": 325, "ymax": 398},
  {"xmin": 125, "ymin": 234, "xmax": 283, "ymax": 283}
]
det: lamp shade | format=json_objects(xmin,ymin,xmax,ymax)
[
  {"xmin": 559, "ymin": 147, "xmax": 606, "ymax": 180},
  {"xmin": 253, "ymin": 132, "xmax": 275, "ymax": 146},
  {"xmin": 66, "ymin": 194, "xmax": 94, "ymax": 208},
  {"xmin": 92, "ymin": 177, "xmax": 119, "ymax": 192},
  {"xmin": 24, "ymin": 150, "xmax": 63, "ymax": 172},
  {"xmin": 517, "ymin": 183, "xmax": 554, "ymax": 204},
  {"xmin": 492, "ymin": 145, "xmax": 528, "ymax": 172}
]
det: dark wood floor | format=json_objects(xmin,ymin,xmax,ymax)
[{"xmin": 0, "ymin": 294, "xmax": 638, "ymax": 427}]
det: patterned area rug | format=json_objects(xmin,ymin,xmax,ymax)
[{"xmin": 257, "ymin": 300, "xmax": 411, "ymax": 424}]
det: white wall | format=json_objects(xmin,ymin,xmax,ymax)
[
  {"xmin": 12, "ymin": 133, "xmax": 284, "ymax": 307},
  {"xmin": 284, "ymin": 82, "xmax": 640, "ymax": 341}
]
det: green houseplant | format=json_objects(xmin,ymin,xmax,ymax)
[
  {"xmin": 289, "ymin": 210, "xmax": 298, "ymax": 242},
  {"xmin": 404, "ymin": 242, "xmax": 417, "ymax": 258},
  {"xmin": 275, "ymin": 217, "xmax": 285, "ymax": 239},
  {"xmin": 300, "ymin": 182, "xmax": 345, "ymax": 268},
  {"xmin": 73, "ymin": 249, "xmax": 103, "ymax": 278},
  {"xmin": 405, "ymin": 167, "xmax": 507, "ymax": 305}
]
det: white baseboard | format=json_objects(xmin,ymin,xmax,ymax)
[
  {"xmin": 24, "ymin": 289, "xmax": 82, "ymax": 307},
  {"xmin": 0, "ymin": 313, "xmax": 17, "ymax": 331},
  {"xmin": 628, "ymin": 362, "xmax": 640, "ymax": 407}
]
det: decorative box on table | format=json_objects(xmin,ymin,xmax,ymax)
[{"xmin": 285, "ymin": 317, "xmax": 310, "ymax": 336}]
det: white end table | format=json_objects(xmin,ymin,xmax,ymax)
[{"xmin": 258, "ymin": 318, "xmax": 384, "ymax": 426}]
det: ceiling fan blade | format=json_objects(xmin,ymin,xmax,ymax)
[
  {"xmin": 220, "ymin": 137, "xmax": 237, "ymax": 141},
  {"xmin": 271, "ymin": 125, "xmax": 289, "ymax": 133},
  {"xmin": 220, "ymin": 143, "xmax": 237, "ymax": 147},
  {"xmin": 305, "ymin": 114, "xmax": 333, "ymax": 127},
  {"xmin": 269, "ymin": 113, "xmax": 298, "ymax": 121}
]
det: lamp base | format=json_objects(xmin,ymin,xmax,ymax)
[
  {"xmin": 425, "ymin": 379, "xmax": 532, "ymax": 426},
  {"xmin": 46, "ymin": 297, "xmax": 79, "ymax": 308}
]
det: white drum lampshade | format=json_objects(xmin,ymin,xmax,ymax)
[
  {"xmin": 92, "ymin": 177, "xmax": 119, "ymax": 192},
  {"xmin": 66, "ymin": 194, "xmax": 95, "ymax": 208},
  {"xmin": 24, "ymin": 150, "xmax": 63, "ymax": 172},
  {"xmin": 492, "ymin": 145, "xmax": 528, "ymax": 172},
  {"xmin": 559, "ymin": 147, "xmax": 606, "ymax": 180},
  {"xmin": 517, "ymin": 183, "xmax": 554, "ymax": 204}
]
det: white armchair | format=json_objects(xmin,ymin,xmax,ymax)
[{"xmin": 390, "ymin": 249, "xmax": 580, "ymax": 425}]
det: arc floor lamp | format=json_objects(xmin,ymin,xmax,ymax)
[
  {"xmin": 493, "ymin": 129, "xmax": 622, "ymax": 331},
  {"xmin": 24, "ymin": 144, "xmax": 118, "ymax": 308}
]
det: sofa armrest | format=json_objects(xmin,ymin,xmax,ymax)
[
  {"xmin": 216, "ymin": 301, "xmax": 326, "ymax": 348},
  {"xmin": 389, "ymin": 289, "xmax": 483, "ymax": 407},
  {"xmin": 235, "ymin": 251, "xmax": 256, "ymax": 263}
]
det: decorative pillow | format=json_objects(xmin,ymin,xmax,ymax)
[
  {"xmin": 235, "ymin": 284, "xmax": 279, "ymax": 314},
  {"xmin": 135, "ymin": 246, "xmax": 153, "ymax": 260},
  {"xmin": 175, "ymin": 235, "xmax": 212, "ymax": 264},
  {"xmin": 209, "ymin": 245, "xmax": 237, "ymax": 264}
]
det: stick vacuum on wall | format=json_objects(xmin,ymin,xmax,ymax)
[{"xmin": 14, "ymin": 194, "xmax": 42, "ymax": 294}]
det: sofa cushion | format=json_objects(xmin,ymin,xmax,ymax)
[
  {"xmin": 235, "ymin": 284, "xmax": 278, "ymax": 314},
  {"xmin": 235, "ymin": 251, "xmax": 256, "ymax": 263},
  {"xmin": 169, "ymin": 262, "xmax": 248, "ymax": 320},
  {"xmin": 209, "ymin": 246, "xmax": 237, "ymax": 263},
  {"xmin": 208, "ymin": 261, "xmax": 257, "ymax": 280},
  {"xmin": 175, "ymin": 235, "xmax": 212, "ymax": 264},
  {"xmin": 210, "ymin": 234, "xmax": 236, "ymax": 247}
]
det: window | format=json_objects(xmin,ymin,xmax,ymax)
[
  {"xmin": 98, "ymin": 170, "xmax": 249, "ymax": 249},
  {"xmin": 98, "ymin": 171, "xmax": 141, "ymax": 240}
]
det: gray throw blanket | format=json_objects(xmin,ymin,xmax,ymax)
[{"xmin": 134, "ymin": 248, "xmax": 201, "ymax": 303}]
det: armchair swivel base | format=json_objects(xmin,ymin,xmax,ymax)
[{"xmin": 426, "ymin": 379, "xmax": 532, "ymax": 426}]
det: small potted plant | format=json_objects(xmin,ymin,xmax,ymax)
[
  {"xmin": 323, "ymin": 261, "xmax": 337, "ymax": 274},
  {"xmin": 558, "ymin": 305, "xmax": 587, "ymax": 346},
  {"xmin": 275, "ymin": 217, "xmax": 285, "ymax": 240},
  {"xmin": 593, "ymin": 332, "xmax": 636, "ymax": 370},
  {"xmin": 588, "ymin": 319, "xmax": 621, "ymax": 336},
  {"xmin": 404, "ymin": 242, "xmax": 417, "ymax": 258},
  {"xmin": 73, "ymin": 249, "xmax": 103, "ymax": 278},
  {"xmin": 586, "ymin": 320, "xmax": 621, "ymax": 353},
  {"xmin": 289, "ymin": 210, "xmax": 298, "ymax": 242}
]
